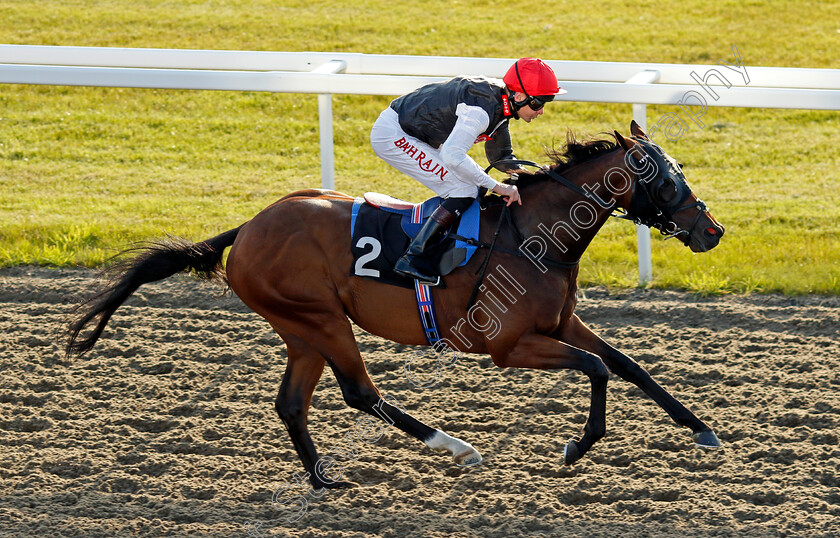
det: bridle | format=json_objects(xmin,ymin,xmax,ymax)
[{"xmin": 618, "ymin": 138, "xmax": 712, "ymax": 245}]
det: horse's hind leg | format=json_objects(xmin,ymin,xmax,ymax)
[
  {"xmin": 558, "ymin": 314, "xmax": 721, "ymax": 448},
  {"xmin": 325, "ymin": 350, "xmax": 482, "ymax": 467},
  {"xmin": 274, "ymin": 332, "xmax": 355, "ymax": 489},
  {"xmin": 293, "ymin": 314, "xmax": 482, "ymax": 469}
]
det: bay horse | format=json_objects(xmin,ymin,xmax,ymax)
[{"xmin": 66, "ymin": 121, "xmax": 725, "ymax": 489}]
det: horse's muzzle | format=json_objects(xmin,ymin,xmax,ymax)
[{"xmin": 689, "ymin": 222, "xmax": 725, "ymax": 253}]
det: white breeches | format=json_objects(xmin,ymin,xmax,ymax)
[{"xmin": 370, "ymin": 108, "xmax": 480, "ymax": 199}]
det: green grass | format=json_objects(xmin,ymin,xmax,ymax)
[{"xmin": 0, "ymin": 0, "xmax": 838, "ymax": 294}]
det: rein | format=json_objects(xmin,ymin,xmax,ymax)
[
  {"xmin": 462, "ymin": 160, "xmax": 582, "ymax": 310},
  {"xmin": 487, "ymin": 159, "xmax": 606, "ymax": 205}
]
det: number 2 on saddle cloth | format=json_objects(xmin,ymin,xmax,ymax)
[{"xmin": 349, "ymin": 194, "xmax": 481, "ymax": 289}]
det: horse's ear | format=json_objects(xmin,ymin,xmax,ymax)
[
  {"xmin": 614, "ymin": 130, "xmax": 634, "ymax": 152},
  {"xmin": 630, "ymin": 120, "xmax": 650, "ymax": 140}
]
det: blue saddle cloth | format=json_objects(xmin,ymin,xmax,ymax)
[{"xmin": 350, "ymin": 195, "xmax": 480, "ymax": 289}]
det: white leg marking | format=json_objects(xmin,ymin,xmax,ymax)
[{"xmin": 425, "ymin": 430, "xmax": 482, "ymax": 467}]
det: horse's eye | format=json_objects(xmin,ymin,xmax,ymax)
[{"xmin": 657, "ymin": 179, "xmax": 678, "ymax": 203}]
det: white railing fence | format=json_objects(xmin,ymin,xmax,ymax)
[{"xmin": 1, "ymin": 45, "xmax": 838, "ymax": 283}]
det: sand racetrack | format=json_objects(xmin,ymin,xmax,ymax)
[{"xmin": 0, "ymin": 266, "xmax": 838, "ymax": 537}]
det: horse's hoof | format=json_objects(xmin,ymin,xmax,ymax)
[
  {"xmin": 564, "ymin": 438, "xmax": 583, "ymax": 465},
  {"xmin": 454, "ymin": 447, "xmax": 483, "ymax": 467},
  {"xmin": 692, "ymin": 429, "xmax": 721, "ymax": 449}
]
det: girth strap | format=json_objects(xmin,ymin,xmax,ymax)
[{"xmin": 414, "ymin": 280, "xmax": 442, "ymax": 345}]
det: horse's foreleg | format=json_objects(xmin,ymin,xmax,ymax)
[
  {"xmin": 558, "ymin": 314, "xmax": 720, "ymax": 448},
  {"xmin": 275, "ymin": 332, "xmax": 356, "ymax": 490},
  {"xmin": 494, "ymin": 333, "xmax": 610, "ymax": 465}
]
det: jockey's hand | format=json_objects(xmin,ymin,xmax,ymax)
[{"xmin": 492, "ymin": 182, "xmax": 521, "ymax": 206}]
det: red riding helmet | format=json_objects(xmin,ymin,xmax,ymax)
[{"xmin": 503, "ymin": 58, "xmax": 566, "ymax": 97}]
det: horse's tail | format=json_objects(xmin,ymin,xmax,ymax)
[{"xmin": 66, "ymin": 225, "xmax": 244, "ymax": 358}]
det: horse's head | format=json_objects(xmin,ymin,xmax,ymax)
[{"xmin": 614, "ymin": 121, "xmax": 725, "ymax": 253}]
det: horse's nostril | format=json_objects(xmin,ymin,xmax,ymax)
[{"xmin": 705, "ymin": 227, "xmax": 718, "ymax": 236}]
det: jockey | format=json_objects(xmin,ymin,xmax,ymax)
[{"xmin": 370, "ymin": 57, "xmax": 565, "ymax": 286}]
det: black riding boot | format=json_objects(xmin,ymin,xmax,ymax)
[{"xmin": 394, "ymin": 205, "xmax": 458, "ymax": 286}]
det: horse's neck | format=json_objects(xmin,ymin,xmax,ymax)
[{"xmin": 516, "ymin": 152, "xmax": 627, "ymax": 262}]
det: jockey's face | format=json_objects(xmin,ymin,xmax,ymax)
[{"xmin": 513, "ymin": 92, "xmax": 545, "ymax": 123}]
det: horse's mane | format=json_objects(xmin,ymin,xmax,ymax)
[{"xmin": 505, "ymin": 131, "xmax": 619, "ymax": 187}]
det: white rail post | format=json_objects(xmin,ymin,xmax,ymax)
[
  {"xmin": 311, "ymin": 60, "xmax": 347, "ymax": 189},
  {"xmin": 625, "ymin": 70, "xmax": 660, "ymax": 285}
]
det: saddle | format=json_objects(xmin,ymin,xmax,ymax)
[{"xmin": 350, "ymin": 192, "xmax": 481, "ymax": 288}]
